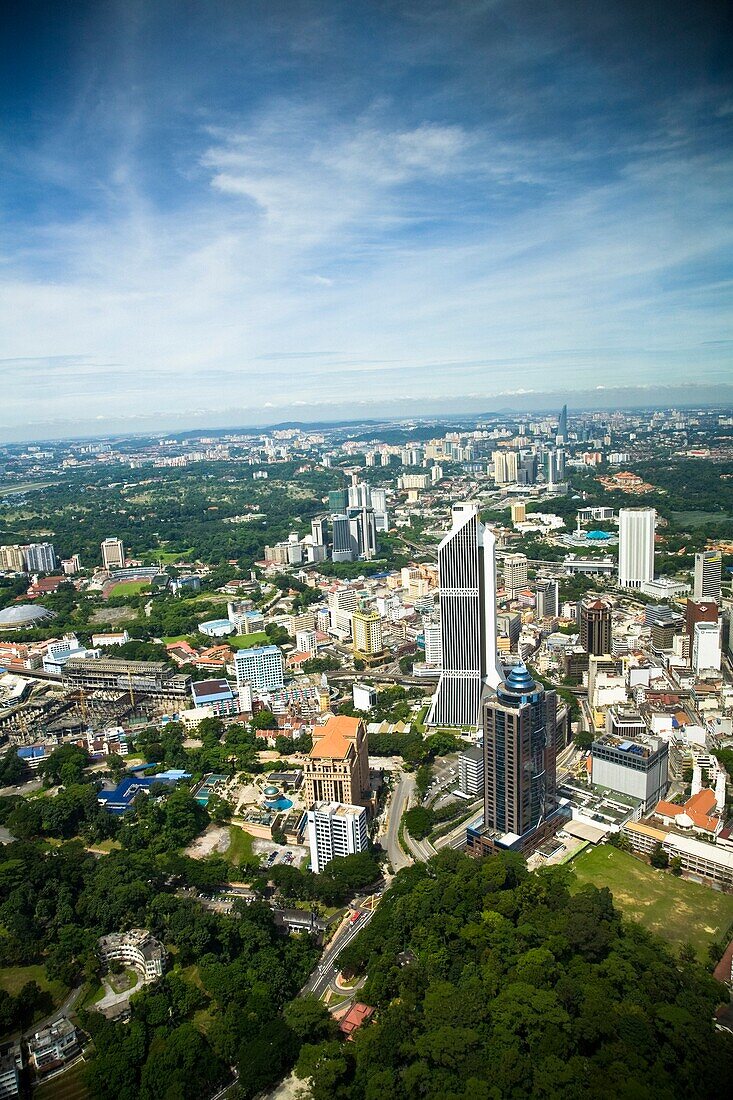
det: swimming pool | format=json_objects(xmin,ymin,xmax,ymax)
[{"xmin": 264, "ymin": 797, "xmax": 293, "ymax": 812}]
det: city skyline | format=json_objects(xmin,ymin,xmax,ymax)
[{"xmin": 2, "ymin": 1, "xmax": 731, "ymax": 439}]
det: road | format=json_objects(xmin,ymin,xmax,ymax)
[
  {"xmin": 384, "ymin": 769, "xmax": 415, "ymax": 871},
  {"xmin": 302, "ymin": 909, "xmax": 375, "ymax": 998}
]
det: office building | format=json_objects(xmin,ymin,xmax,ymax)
[
  {"xmin": 0, "ymin": 545, "xmax": 28, "ymax": 572},
  {"xmin": 693, "ymin": 621, "xmax": 721, "ymax": 673},
  {"xmin": 693, "ymin": 550, "xmax": 722, "ymax": 601},
  {"xmin": 234, "ymin": 644, "xmax": 285, "ymax": 692},
  {"xmin": 496, "ymin": 612, "xmax": 521, "ymax": 654},
  {"xmin": 510, "ymin": 502, "xmax": 526, "ymax": 525},
  {"xmin": 328, "ymin": 488, "xmax": 348, "ymax": 514},
  {"xmin": 352, "ymin": 682, "xmax": 377, "ymax": 711},
  {"xmin": 557, "ymin": 403, "xmax": 568, "ymax": 444},
  {"xmin": 347, "ymin": 486, "xmax": 378, "ymax": 560},
  {"xmin": 590, "ymin": 731, "xmax": 668, "ymax": 812},
  {"xmin": 352, "ymin": 609, "xmax": 384, "ymax": 663},
  {"xmin": 618, "ymin": 508, "xmax": 655, "ymax": 589},
  {"xmin": 25, "ymin": 542, "xmax": 57, "ymax": 572},
  {"xmin": 295, "ymin": 628, "xmax": 318, "ymax": 657},
  {"xmin": 370, "ymin": 488, "xmax": 389, "ymax": 532},
  {"xmin": 428, "ymin": 503, "xmax": 503, "ymax": 729},
  {"xmin": 311, "ymin": 517, "xmax": 328, "ymax": 548},
  {"xmin": 423, "ymin": 620, "xmax": 442, "ymax": 667},
  {"xmin": 0, "ymin": 1039, "xmax": 22, "ymax": 1098},
  {"xmin": 685, "ymin": 598, "xmax": 719, "ymax": 639},
  {"xmin": 580, "ymin": 598, "xmax": 612, "ymax": 655},
  {"xmin": 503, "ymin": 553, "xmax": 528, "ymax": 597},
  {"xmin": 482, "ymin": 664, "xmax": 557, "ymax": 840},
  {"xmin": 535, "ymin": 577, "xmax": 559, "ymax": 620},
  {"xmin": 307, "ymin": 802, "xmax": 368, "ymax": 874},
  {"xmin": 331, "ymin": 514, "xmax": 355, "ymax": 563},
  {"xmin": 101, "ymin": 537, "xmax": 125, "ymax": 570},
  {"xmin": 304, "ymin": 716, "xmax": 370, "ymax": 807},
  {"xmin": 587, "ymin": 654, "xmax": 626, "ymax": 709},
  {"xmin": 458, "ymin": 744, "xmax": 484, "ymax": 797},
  {"xmin": 544, "ymin": 448, "xmax": 565, "ymax": 486}
]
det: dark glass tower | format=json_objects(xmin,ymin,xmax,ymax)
[{"xmin": 483, "ymin": 664, "xmax": 557, "ymax": 839}]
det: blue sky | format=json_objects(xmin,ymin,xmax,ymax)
[{"xmin": 1, "ymin": 0, "xmax": 732, "ymax": 439}]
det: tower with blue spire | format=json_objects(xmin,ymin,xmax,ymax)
[{"xmin": 480, "ymin": 661, "xmax": 558, "ymax": 843}]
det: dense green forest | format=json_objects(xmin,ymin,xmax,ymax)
[{"xmin": 295, "ymin": 850, "xmax": 733, "ymax": 1099}]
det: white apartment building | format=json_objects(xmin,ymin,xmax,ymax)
[
  {"xmin": 618, "ymin": 508, "xmax": 655, "ymax": 589},
  {"xmin": 234, "ymin": 645, "xmax": 285, "ymax": 692},
  {"xmin": 296, "ymin": 628, "xmax": 318, "ymax": 657},
  {"xmin": 423, "ymin": 621, "xmax": 442, "ymax": 667},
  {"xmin": 307, "ymin": 801, "xmax": 368, "ymax": 874}
]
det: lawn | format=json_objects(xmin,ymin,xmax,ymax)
[
  {"xmin": 0, "ymin": 963, "xmax": 68, "ymax": 1004},
  {"xmin": 670, "ymin": 510, "xmax": 733, "ymax": 528},
  {"xmin": 571, "ymin": 844, "xmax": 733, "ymax": 960},
  {"xmin": 228, "ymin": 631, "xmax": 269, "ymax": 649},
  {"xmin": 35, "ymin": 1058, "xmax": 90, "ymax": 1100},
  {"xmin": 106, "ymin": 579, "xmax": 150, "ymax": 597},
  {"xmin": 225, "ymin": 824, "xmax": 255, "ymax": 865}
]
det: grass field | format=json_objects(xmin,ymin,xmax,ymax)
[
  {"xmin": 670, "ymin": 510, "xmax": 732, "ymax": 527},
  {"xmin": 571, "ymin": 845, "xmax": 733, "ymax": 960},
  {"xmin": 226, "ymin": 824, "xmax": 255, "ymax": 864},
  {"xmin": 35, "ymin": 1058, "xmax": 90, "ymax": 1100},
  {"xmin": 0, "ymin": 963, "xmax": 68, "ymax": 1004},
  {"xmin": 228, "ymin": 631, "xmax": 269, "ymax": 649},
  {"xmin": 106, "ymin": 579, "xmax": 150, "ymax": 597}
]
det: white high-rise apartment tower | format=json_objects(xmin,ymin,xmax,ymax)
[
  {"xmin": 428, "ymin": 503, "xmax": 503, "ymax": 729},
  {"xmin": 307, "ymin": 802, "xmax": 368, "ymax": 874},
  {"xmin": 618, "ymin": 509, "xmax": 655, "ymax": 589},
  {"xmin": 693, "ymin": 551, "xmax": 722, "ymax": 602}
]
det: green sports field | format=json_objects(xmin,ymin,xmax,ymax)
[
  {"xmin": 571, "ymin": 844, "xmax": 733, "ymax": 960},
  {"xmin": 106, "ymin": 578, "xmax": 150, "ymax": 597}
]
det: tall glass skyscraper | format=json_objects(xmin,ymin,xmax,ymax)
[
  {"xmin": 428, "ymin": 503, "xmax": 503, "ymax": 729},
  {"xmin": 482, "ymin": 664, "xmax": 557, "ymax": 838}
]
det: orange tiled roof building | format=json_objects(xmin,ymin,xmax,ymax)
[{"xmin": 303, "ymin": 715, "xmax": 370, "ymax": 807}]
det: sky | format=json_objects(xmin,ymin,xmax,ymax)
[{"xmin": 1, "ymin": 0, "xmax": 732, "ymax": 441}]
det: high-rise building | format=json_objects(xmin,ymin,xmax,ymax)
[
  {"xmin": 331, "ymin": 514, "xmax": 355, "ymax": 563},
  {"xmin": 101, "ymin": 538, "xmax": 125, "ymax": 571},
  {"xmin": 535, "ymin": 577, "xmax": 559, "ymax": 620},
  {"xmin": 234, "ymin": 644, "xmax": 285, "ymax": 692},
  {"xmin": 503, "ymin": 553, "xmax": 528, "ymax": 597},
  {"xmin": 427, "ymin": 503, "xmax": 503, "ymax": 729},
  {"xmin": 328, "ymin": 489, "xmax": 348, "ymax": 514},
  {"xmin": 693, "ymin": 621, "xmax": 721, "ymax": 673},
  {"xmin": 685, "ymin": 599, "xmax": 718, "ymax": 638},
  {"xmin": 25, "ymin": 543, "xmax": 57, "ymax": 573},
  {"xmin": 510, "ymin": 502, "xmax": 526, "ymax": 525},
  {"xmin": 580, "ymin": 598, "xmax": 613, "ymax": 655},
  {"xmin": 307, "ymin": 802, "xmax": 368, "ymax": 874},
  {"xmin": 370, "ymin": 488, "xmax": 389, "ymax": 532},
  {"xmin": 458, "ymin": 744, "xmax": 484, "ymax": 796},
  {"xmin": 296, "ymin": 629, "xmax": 318, "ymax": 657},
  {"xmin": 591, "ymin": 731, "xmax": 668, "ymax": 812},
  {"xmin": 304, "ymin": 716, "xmax": 370, "ymax": 807},
  {"xmin": 693, "ymin": 551, "xmax": 722, "ymax": 602},
  {"xmin": 482, "ymin": 664, "xmax": 557, "ymax": 840},
  {"xmin": 423, "ymin": 620, "xmax": 442, "ymax": 667},
  {"xmin": 348, "ymin": 506, "xmax": 377, "ymax": 560},
  {"xmin": 618, "ymin": 508, "xmax": 655, "ymax": 589},
  {"xmin": 0, "ymin": 544, "xmax": 28, "ymax": 572},
  {"xmin": 492, "ymin": 451, "xmax": 518, "ymax": 485},
  {"xmin": 311, "ymin": 517, "xmax": 328, "ymax": 547},
  {"xmin": 557, "ymin": 404, "xmax": 568, "ymax": 443},
  {"xmin": 352, "ymin": 609, "xmax": 384, "ymax": 662}
]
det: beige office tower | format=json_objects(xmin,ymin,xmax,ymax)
[
  {"xmin": 352, "ymin": 609, "xmax": 384, "ymax": 662},
  {"xmin": 304, "ymin": 716, "xmax": 370, "ymax": 807},
  {"xmin": 101, "ymin": 538, "xmax": 125, "ymax": 570},
  {"xmin": 510, "ymin": 502, "xmax": 526, "ymax": 525},
  {"xmin": 693, "ymin": 550, "xmax": 721, "ymax": 602}
]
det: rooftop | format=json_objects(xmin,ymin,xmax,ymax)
[{"xmin": 310, "ymin": 715, "xmax": 362, "ymax": 760}]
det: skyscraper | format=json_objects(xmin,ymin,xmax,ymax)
[
  {"xmin": 557, "ymin": 404, "xmax": 568, "ymax": 443},
  {"xmin": 328, "ymin": 488, "xmax": 348, "ymax": 514},
  {"xmin": 503, "ymin": 553, "xmax": 528, "ymax": 597},
  {"xmin": 580, "ymin": 598, "xmax": 613, "ymax": 655},
  {"xmin": 427, "ymin": 503, "xmax": 503, "ymax": 729},
  {"xmin": 331, "ymin": 514, "xmax": 354, "ymax": 563},
  {"xmin": 482, "ymin": 664, "xmax": 557, "ymax": 840},
  {"xmin": 535, "ymin": 577, "xmax": 559, "ymax": 620},
  {"xmin": 618, "ymin": 508, "xmax": 655, "ymax": 589},
  {"xmin": 693, "ymin": 550, "xmax": 722, "ymax": 602},
  {"xmin": 307, "ymin": 802, "xmax": 368, "ymax": 874},
  {"xmin": 352, "ymin": 609, "xmax": 384, "ymax": 663}
]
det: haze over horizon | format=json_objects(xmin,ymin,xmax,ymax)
[{"xmin": 2, "ymin": 0, "xmax": 731, "ymax": 439}]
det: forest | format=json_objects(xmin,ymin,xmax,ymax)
[{"xmin": 294, "ymin": 850, "xmax": 733, "ymax": 1099}]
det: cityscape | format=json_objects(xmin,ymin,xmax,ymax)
[{"xmin": 2, "ymin": 3, "xmax": 733, "ymax": 1100}]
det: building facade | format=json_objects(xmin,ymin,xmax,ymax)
[
  {"xmin": 693, "ymin": 550, "xmax": 722, "ymax": 602},
  {"xmin": 428, "ymin": 503, "xmax": 503, "ymax": 729},
  {"xmin": 482, "ymin": 664, "xmax": 557, "ymax": 840},
  {"xmin": 580, "ymin": 598, "xmax": 612, "ymax": 655},
  {"xmin": 101, "ymin": 537, "xmax": 125, "ymax": 570},
  {"xmin": 304, "ymin": 716, "xmax": 370, "ymax": 807},
  {"xmin": 590, "ymin": 732, "xmax": 668, "ymax": 811},
  {"xmin": 307, "ymin": 801, "xmax": 368, "ymax": 873},
  {"xmin": 234, "ymin": 645, "xmax": 285, "ymax": 692},
  {"xmin": 618, "ymin": 508, "xmax": 655, "ymax": 589}
]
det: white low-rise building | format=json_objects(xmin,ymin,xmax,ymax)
[{"xmin": 98, "ymin": 929, "xmax": 167, "ymax": 981}]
